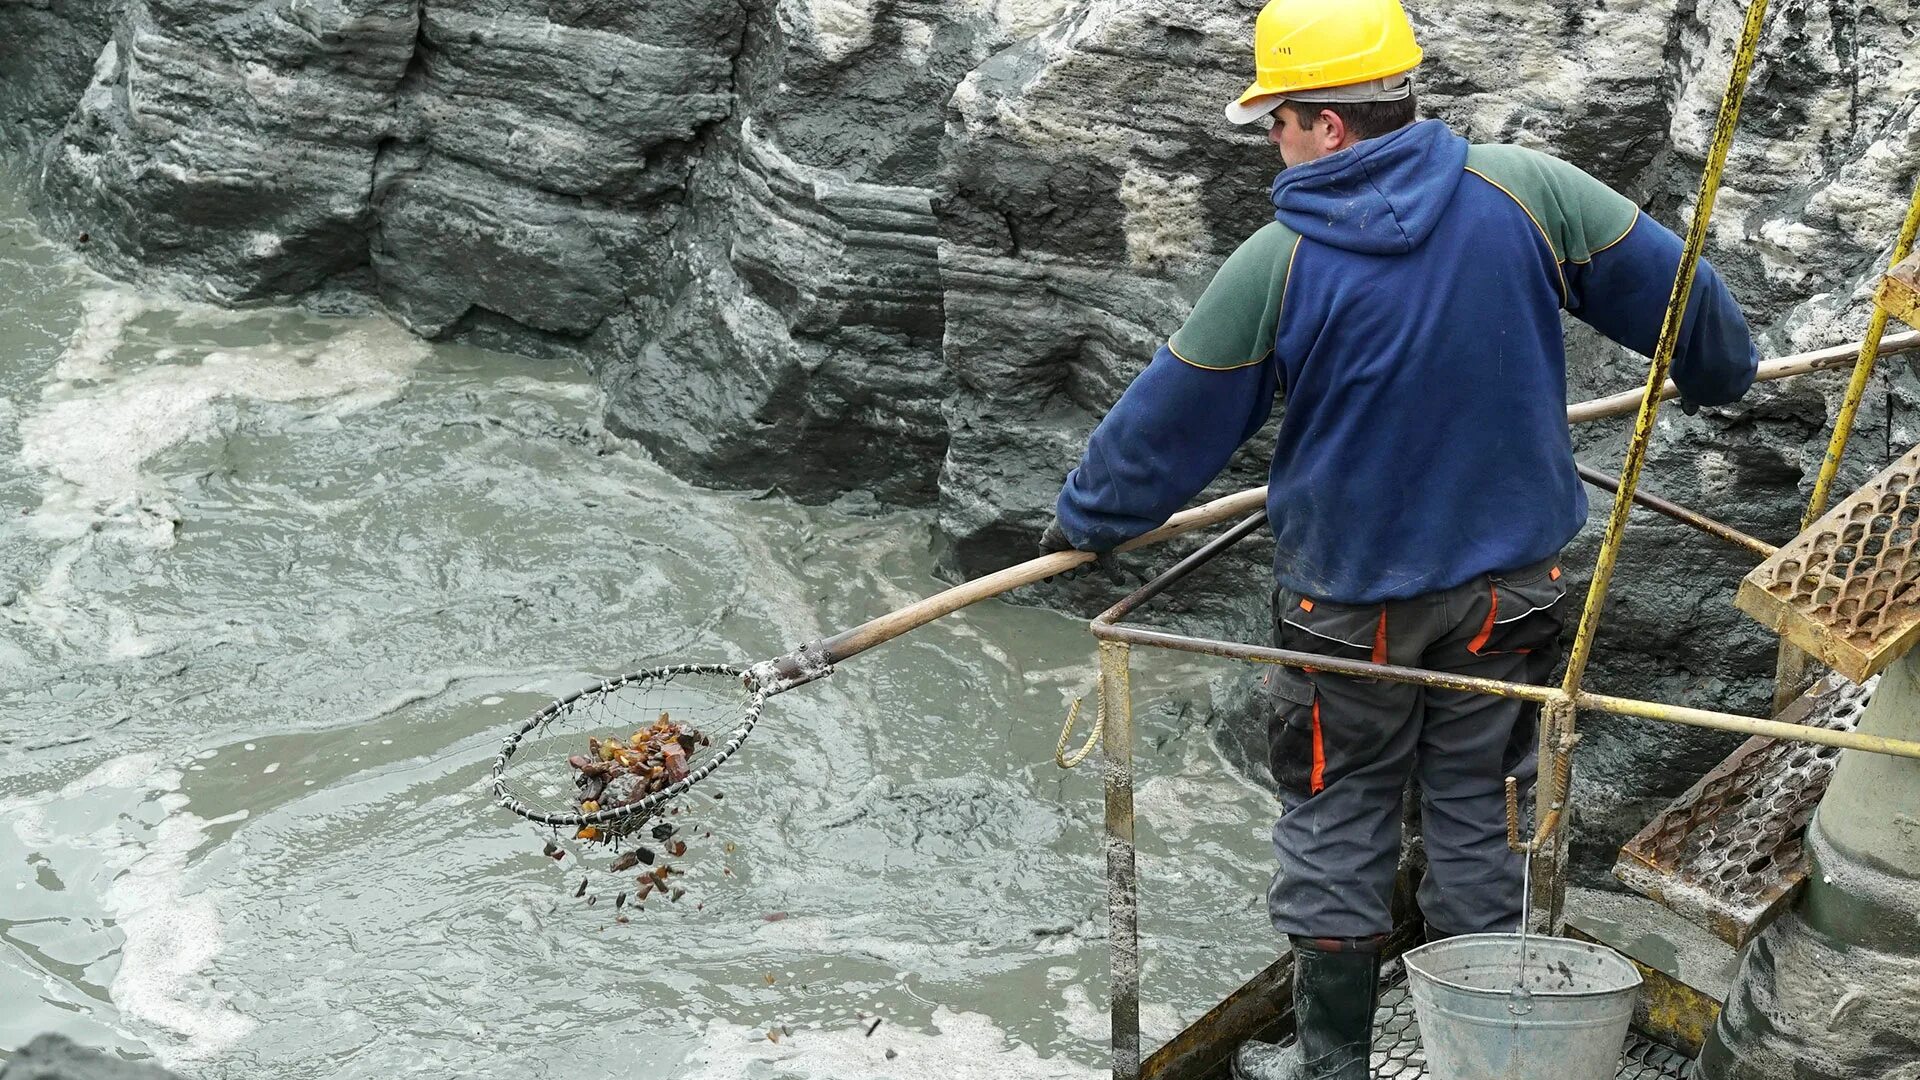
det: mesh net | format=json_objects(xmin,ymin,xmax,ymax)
[{"xmin": 490, "ymin": 664, "xmax": 763, "ymax": 837}]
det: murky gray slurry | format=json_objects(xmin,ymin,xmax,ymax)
[{"xmin": 0, "ymin": 165, "xmax": 1283, "ymax": 1078}]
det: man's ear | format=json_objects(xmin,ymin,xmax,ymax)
[{"xmin": 1317, "ymin": 108, "xmax": 1348, "ymax": 151}]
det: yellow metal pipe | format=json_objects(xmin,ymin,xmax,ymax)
[
  {"xmin": 1092, "ymin": 622, "xmax": 1920, "ymax": 759},
  {"xmin": 1576, "ymin": 690, "xmax": 1920, "ymax": 761},
  {"xmin": 1801, "ymin": 180, "xmax": 1920, "ymax": 528},
  {"xmin": 1774, "ymin": 181, "xmax": 1920, "ymax": 713},
  {"xmin": 1560, "ymin": 0, "xmax": 1774, "ymax": 698}
]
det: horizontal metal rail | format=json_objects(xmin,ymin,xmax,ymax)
[
  {"xmin": 1576, "ymin": 463, "xmax": 1778, "ymax": 558},
  {"xmin": 1089, "ymin": 621, "xmax": 1920, "ymax": 761}
]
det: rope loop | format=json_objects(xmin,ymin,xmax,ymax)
[
  {"xmin": 1054, "ymin": 695, "xmax": 1103, "ymax": 769},
  {"xmin": 1055, "ymin": 640, "xmax": 1132, "ymax": 769}
]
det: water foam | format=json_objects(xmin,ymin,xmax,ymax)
[
  {"xmin": 19, "ymin": 289, "xmax": 430, "ymax": 540},
  {"xmin": 5, "ymin": 752, "xmax": 256, "ymax": 1062},
  {"xmin": 682, "ymin": 1006, "xmax": 1101, "ymax": 1080}
]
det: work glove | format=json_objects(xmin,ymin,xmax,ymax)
[
  {"xmin": 1038, "ymin": 518, "xmax": 1098, "ymax": 582},
  {"xmin": 1038, "ymin": 519, "xmax": 1076, "ymax": 554}
]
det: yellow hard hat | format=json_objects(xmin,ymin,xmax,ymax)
[{"xmin": 1225, "ymin": 0, "xmax": 1424, "ymax": 125}]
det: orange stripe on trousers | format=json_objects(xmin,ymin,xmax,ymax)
[
  {"xmin": 1310, "ymin": 697, "xmax": 1326, "ymax": 794},
  {"xmin": 1467, "ymin": 584, "xmax": 1498, "ymax": 654}
]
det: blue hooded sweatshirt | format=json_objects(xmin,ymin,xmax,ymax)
[{"xmin": 1054, "ymin": 119, "xmax": 1758, "ymax": 603}]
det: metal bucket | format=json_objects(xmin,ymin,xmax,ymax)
[{"xmin": 1402, "ymin": 933, "xmax": 1642, "ymax": 1080}]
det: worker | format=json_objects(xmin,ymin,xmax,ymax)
[{"xmin": 1039, "ymin": 1, "xmax": 1759, "ymax": 1076}]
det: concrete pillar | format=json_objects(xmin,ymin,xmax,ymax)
[{"xmin": 1801, "ymin": 650, "xmax": 1920, "ymax": 954}]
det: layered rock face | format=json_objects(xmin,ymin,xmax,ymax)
[{"xmin": 12, "ymin": 0, "xmax": 1920, "ymax": 879}]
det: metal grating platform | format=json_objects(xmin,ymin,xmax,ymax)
[
  {"xmin": 1736, "ymin": 442, "xmax": 1920, "ymax": 682},
  {"xmin": 1613, "ymin": 676, "xmax": 1870, "ymax": 947},
  {"xmin": 1369, "ymin": 968, "xmax": 1693, "ymax": 1079},
  {"xmin": 1879, "ymin": 251, "xmax": 1920, "ymax": 331}
]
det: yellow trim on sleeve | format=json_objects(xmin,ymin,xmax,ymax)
[
  {"xmin": 1572, "ymin": 215, "xmax": 1638, "ymax": 264},
  {"xmin": 1464, "ymin": 166, "xmax": 1570, "ymax": 306},
  {"xmin": 1166, "ymin": 340, "xmax": 1273, "ymax": 371},
  {"xmin": 1275, "ymin": 237, "xmax": 1301, "ymax": 346}
]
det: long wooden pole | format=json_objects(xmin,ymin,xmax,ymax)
[
  {"xmin": 1566, "ymin": 329, "xmax": 1918, "ymax": 423},
  {"xmin": 773, "ymin": 330, "xmax": 1915, "ymax": 679},
  {"xmin": 812, "ymin": 485, "xmax": 1268, "ymax": 666}
]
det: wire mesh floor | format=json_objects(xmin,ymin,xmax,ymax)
[{"xmin": 1370, "ymin": 967, "xmax": 1694, "ymax": 1079}]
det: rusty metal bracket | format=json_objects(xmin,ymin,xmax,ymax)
[{"xmin": 1880, "ymin": 251, "xmax": 1920, "ymax": 331}]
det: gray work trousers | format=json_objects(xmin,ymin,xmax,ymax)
[{"xmin": 1262, "ymin": 556, "xmax": 1567, "ymax": 939}]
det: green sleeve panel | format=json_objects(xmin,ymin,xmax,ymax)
[
  {"xmin": 1463, "ymin": 143, "xmax": 1640, "ymax": 272},
  {"xmin": 1167, "ymin": 221, "xmax": 1303, "ymax": 371}
]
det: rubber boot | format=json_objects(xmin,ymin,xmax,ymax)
[{"xmin": 1232, "ymin": 936, "xmax": 1383, "ymax": 1080}]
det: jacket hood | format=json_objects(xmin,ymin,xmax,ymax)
[{"xmin": 1270, "ymin": 118, "xmax": 1468, "ymax": 255}]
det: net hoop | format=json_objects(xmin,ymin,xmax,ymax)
[{"xmin": 490, "ymin": 663, "xmax": 764, "ymax": 827}]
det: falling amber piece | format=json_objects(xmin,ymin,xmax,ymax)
[
  {"xmin": 580, "ymin": 800, "xmax": 599, "ymax": 813},
  {"xmin": 763, "ymin": 973, "xmax": 776, "ymax": 985},
  {"xmin": 575, "ymin": 825, "xmax": 601, "ymax": 841},
  {"xmin": 766, "ymin": 1031, "xmax": 781, "ymax": 1044},
  {"xmin": 669, "ymin": 840, "xmax": 687, "ymax": 858}
]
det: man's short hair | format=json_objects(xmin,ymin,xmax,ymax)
[{"xmin": 1282, "ymin": 94, "xmax": 1418, "ymax": 142}]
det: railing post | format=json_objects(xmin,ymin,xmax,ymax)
[{"xmin": 1100, "ymin": 640, "xmax": 1142, "ymax": 1080}]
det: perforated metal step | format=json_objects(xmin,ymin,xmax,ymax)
[
  {"xmin": 1613, "ymin": 676, "xmax": 1869, "ymax": 947},
  {"xmin": 1737, "ymin": 441, "xmax": 1920, "ymax": 682}
]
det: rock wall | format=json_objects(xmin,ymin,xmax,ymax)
[
  {"xmin": 0, "ymin": 1034, "xmax": 188, "ymax": 1080},
  {"xmin": 9, "ymin": 0, "xmax": 1920, "ymax": 881}
]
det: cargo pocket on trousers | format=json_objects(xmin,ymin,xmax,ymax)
[
  {"xmin": 1263, "ymin": 667, "xmax": 1323, "ymax": 801},
  {"xmin": 1274, "ymin": 590, "xmax": 1387, "ymax": 674},
  {"xmin": 1466, "ymin": 564, "xmax": 1568, "ymax": 659}
]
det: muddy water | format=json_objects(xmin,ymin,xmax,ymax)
[{"xmin": 0, "ymin": 166, "xmax": 1280, "ymax": 1078}]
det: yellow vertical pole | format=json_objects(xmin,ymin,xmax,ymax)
[
  {"xmin": 1773, "ymin": 180, "xmax": 1920, "ymax": 712},
  {"xmin": 1543, "ymin": 0, "xmax": 1774, "ymax": 926}
]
